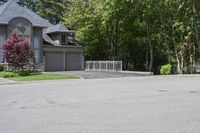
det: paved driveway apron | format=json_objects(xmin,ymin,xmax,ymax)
[{"xmin": 52, "ymin": 71, "xmax": 148, "ymax": 79}]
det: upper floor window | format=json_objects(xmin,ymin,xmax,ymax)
[{"xmin": 61, "ymin": 34, "xmax": 66, "ymax": 44}]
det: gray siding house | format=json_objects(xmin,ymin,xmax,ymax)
[{"xmin": 0, "ymin": 0, "xmax": 84, "ymax": 71}]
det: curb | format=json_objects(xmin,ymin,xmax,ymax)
[
  {"xmin": 0, "ymin": 82, "xmax": 17, "ymax": 85},
  {"xmin": 121, "ymin": 71, "xmax": 153, "ymax": 75}
]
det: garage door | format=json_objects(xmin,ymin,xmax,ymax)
[
  {"xmin": 45, "ymin": 52, "xmax": 64, "ymax": 71},
  {"xmin": 65, "ymin": 52, "xmax": 82, "ymax": 71}
]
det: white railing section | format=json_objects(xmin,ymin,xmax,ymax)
[{"xmin": 85, "ymin": 61, "xmax": 122, "ymax": 72}]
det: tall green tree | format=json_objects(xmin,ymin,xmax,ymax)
[{"xmin": 64, "ymin": 0, "xmax": 200, "ymax": 73}]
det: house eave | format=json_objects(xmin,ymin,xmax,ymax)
[
  {"xmin": 46, "ymin": 31, "xmax": 72, "ymax": 34},
  {"xmin": 43, "ymin": 44, "xmax": 83, "ymax": 49}
]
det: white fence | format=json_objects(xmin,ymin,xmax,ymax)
[{"xmin": 85, "ymin": 61, "xmax": 122, "ymax": 72}]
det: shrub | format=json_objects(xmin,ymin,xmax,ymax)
[
  {"xmin": 15, "ymin": 70, "xmax": 31, "ymax": 77},
  {"xmin": 30, "ymin": 68, "xmax": 42, "ymax": 75},
  {"xmin": 160, "ymin": 64, "xmax": 172, "ymax": 75},
  {"xmin": 2, "ymin": 33, "xmax": 34, "ymax": 70},
  {"xmin": 0, "ymin": 64, "xmax": 4, "ymax": 72},
  {"xmin": 0, "ymin": 71, "xmax": 16, "ymax": 78}
]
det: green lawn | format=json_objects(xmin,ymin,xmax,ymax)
[{"xmin": 10, "ymin": 73, "xmax": 80, "ymax": 81}]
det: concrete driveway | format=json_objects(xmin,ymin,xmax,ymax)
[
  {"xmin": 0, "ymin": 76, "xmax": 200, "ymax": 133},
  {"xmin": 52, "ymin": 71, "xmax": 151, "ymax": 79}
]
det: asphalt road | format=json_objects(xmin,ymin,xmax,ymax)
[
  {"xmin": 0, "ymin": 76, "xmax": 200, "ymax": 133},
  {"xmin": 0, "ymin": 78, "xmax": 15, "ymax": 85}
]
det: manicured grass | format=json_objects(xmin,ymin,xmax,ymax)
[{"xmin": 10, "ymin": 73, "xmax": 80, "ymax": 81}]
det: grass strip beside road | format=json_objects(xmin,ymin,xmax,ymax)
[{"xmin": 10, "ymin": 73, "xmax": 80, "ymax": 81}]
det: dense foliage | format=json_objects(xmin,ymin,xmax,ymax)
[
  {"xmin": 0, "ymin": 71, "xmax": 15, "ymax": 78},
  {"xmin": 0, "ymin": 0, "xmax": 36, "ymax": 9},
  {"xmin": 35, "ymin": 0, "xmax": 69, "ymax": 24},
  {"xmin": 2, "ymin": 33, "xmax": 34, "ymax": 70},
  {"xmin": 1, "ymin": 0, "xmax": 200, "ymax": 74},
  {"xmin": 64, "ymin": 0, "xmax": 200, "ymax": 74}
]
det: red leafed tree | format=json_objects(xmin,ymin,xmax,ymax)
[{"xmin": 2, "ymin": 33, "xmax": 34, "ymax": 70}]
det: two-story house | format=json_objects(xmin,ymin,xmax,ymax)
[{"xmin": 0, "ymin": 0, "xmax": 84, "ymax": 71}]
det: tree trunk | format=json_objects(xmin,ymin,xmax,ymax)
[
  {"xmin": 192, "ymin": 1, "xmax": 200, "ymax": 51},
  {"xmin": 174, "ymin": 46, "xmax": 181, "ymax": 74},
  {"xmin": 146, "ymin": 17, "xmax": 153, "ymax": 72},
  {"xmin": 172, "ymin": 27, "xmax": 182, "ymax": 74},
  {"xmin": 146, "ymin": 49, "xmax": 149, "ymax": 71}
]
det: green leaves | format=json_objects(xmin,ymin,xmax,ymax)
[
  {"xmin": 35, "ymin": 0, "xmax": 69, "ymax": 24},
  {"xmin": 43, "ymin": 0, "xmax": 200, "ymax": 73}
]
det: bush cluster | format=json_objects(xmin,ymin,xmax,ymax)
[
  {"xmin": 0, "ymin": 69, "xmax": 40, "ymax": 78},
  {"xmin": 160, "ymin": 64, "xmax": 172, "ymax": 75},
  {"xmin": 0, "ymin": 71, "xmax": 16, "ymax": 78},
  {"xmin": 2, "ymin": 33, "xmax": 34, "ymax": 70}
]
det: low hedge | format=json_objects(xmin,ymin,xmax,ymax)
[
  {"xmin": 0, "ymin": 71, "xmax": 16, "ymax": 78},
  {"xmin": 0, "ymin": 69, "xmax": 41, "ymax": 78}
]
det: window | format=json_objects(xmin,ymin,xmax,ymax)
[
  {"xmin": 61, "ymin": 34, "xmax": 66, "ymax": 44},
  {"xmin": 34, "ymin": 36, "xmax": 40, "ymax": 49}
]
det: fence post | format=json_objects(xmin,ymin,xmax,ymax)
[
  {"xmin": 120, "ymin": 61, "xmax": 122, "ymax": 72},
  {"xmin": 86, "ymin": 61, "xmax": 88, "ymax": 70},
  {"xmin": 105, "ymin": 61, "xmax": 106, "ymax": 71},
  {"xmin": 100, "ymin": 61, "xmax": 102, "ymax": 71},
  {"xmin": 113, "ymin": 61, "xmax": 115, "ymax": 71},
  {"xmin": 93, "ymin": 61, "xmax": 95, "ymax": 71}
]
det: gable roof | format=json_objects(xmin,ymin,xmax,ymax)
[
  {"xmin": 43, "ymin": 30, "xmax": 60, "ymax": 46},
  {"xmin": 0, "ymin": 0, "xmax": 52, "ymax": 27},
  {"xmin": 45, "ymin": 23, "xmax": 72, "ymax": 34},
  {"xmin": 43, "ymin": 28, "xmax": 81, "ymax": 47}
]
